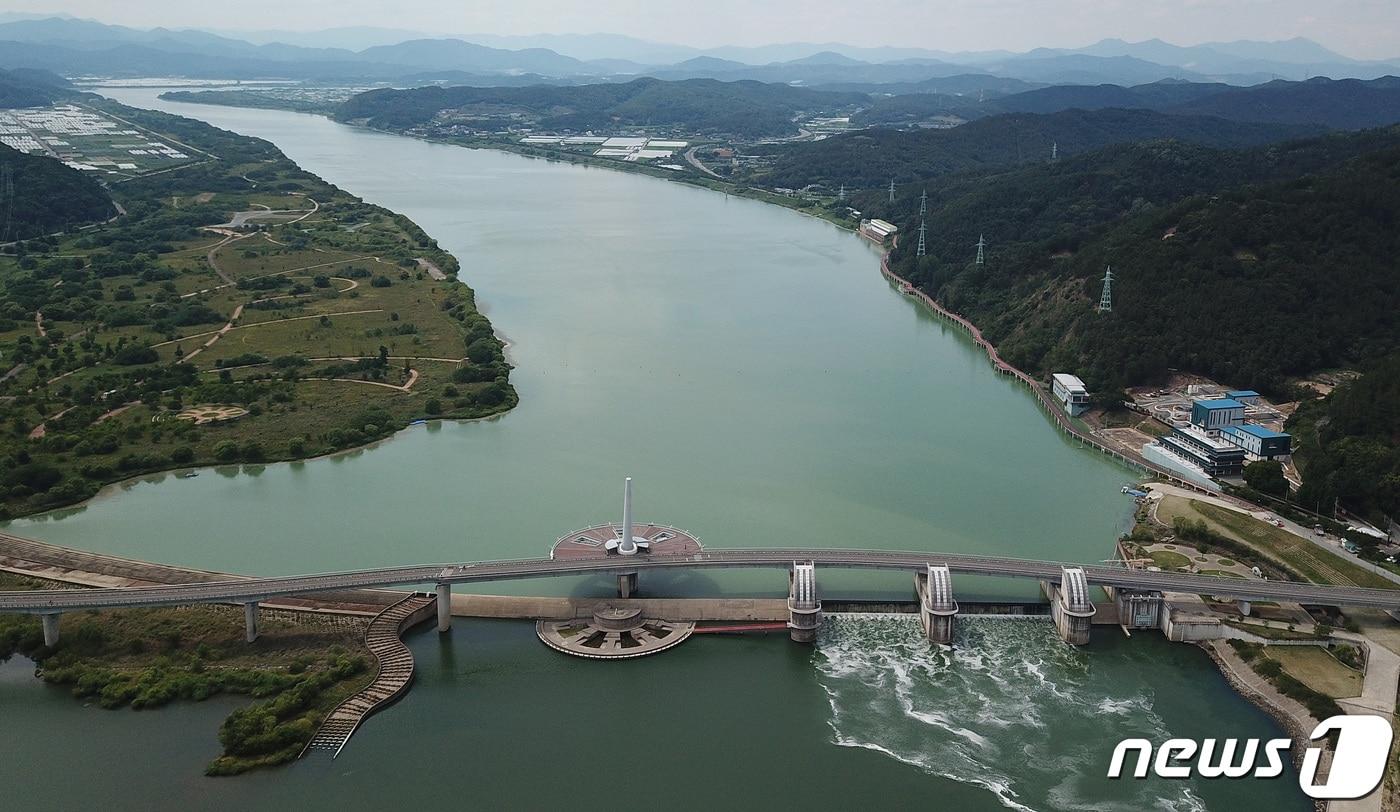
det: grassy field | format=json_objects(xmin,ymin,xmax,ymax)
[
  {"xmin": 1158, "ymin": 496, "xmax": 1398, "ymax": 589},
  {"xmin": 1148, "ymin": 549, "xmax": 1191, "ymax": 569},
  {"xmin": 0, "ymin": 99, "xmax": 517, "ymax": 519},
  {"xmin": 1264, "ymin": 646, "xmax": 1363, "ymax": 699}
]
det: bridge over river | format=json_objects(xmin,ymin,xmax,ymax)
[{"xmin": 5, "ymin": 546, "xmax": 1400, "ymax": 648}]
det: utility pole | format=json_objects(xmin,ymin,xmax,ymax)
[
  {"xmin": 1098, "ymin": 266, "xmax": 1114, "ymax": 313},
  {"xmin": 917, "ymin": 220, "xmax": 927, "ymax": 257},
  {"xmin": 976, "ymin": 234, "xmax": 985, "ymax": 266}
]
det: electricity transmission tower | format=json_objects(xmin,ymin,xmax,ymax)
[
  {"xmin": 919, "ymin": 189, "xmax": 927, "ymax": 218},
  {"xmin": 917, "ymin": 220, "xmax": 926, "ymax": 257},
  {"xmin": 1051, "ymin": 142, "xmax": 1059, "ymax": 162},
  {"xmin": 976, "ymin": 234, "xmax": 986, "ymax": 266},
  {"xmin": 837, "ymin": 184, "xmax": 845, "ymax": 203},
  {"xmin": 1098, "ymin": 267, "xmax": 1114, "ymax": 313},
  {"xmin": 888, "ymin": 178, "xmax": 896, "ymax": 204}
]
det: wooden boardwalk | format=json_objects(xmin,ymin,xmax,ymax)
[
  {"xmin": 877, "ymin": 253, "xmax": 1210, "ymax": 495},
  {"xmin": 303, "ymin": 592, "xmax": 438, "ymax": 758}
]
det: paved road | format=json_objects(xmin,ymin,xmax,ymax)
[{"xmin": 5, "ymin": 548, "xmax": 1400, "ymax": 614}]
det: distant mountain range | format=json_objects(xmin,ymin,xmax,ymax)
[{"xmin": 0, "ymin": 16, "xmax": 1397, "ymax": 87}]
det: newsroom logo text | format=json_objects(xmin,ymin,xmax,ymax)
[{"xmin": 1108, "ymin": 715, "xmax": 1392, "ymax": 800}]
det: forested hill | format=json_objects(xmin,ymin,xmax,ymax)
[
  {"xmin": 751, "ymin": 108, "xmax": 1318, "ymax": 189},
  {"xmin": 1288, "ymin": 355, "xmax": 1400, "ymax": 527},
  {"xmin": 876, "ymin": 127, "xmax": 1400, "ymax": 396},
  {"xmin": 0, "ymin": 143, "xmax": 115, "ymax": 241},
  {"xmin": 0, "ymin": 67, "xmax": 69, "ymax": 107},
  {"xmin": 335, "ymin": 78, "xmax": 867, "ymax": 137}
]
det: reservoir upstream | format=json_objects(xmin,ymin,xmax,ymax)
[{"xmin": 0, "ymin": 88, "xmax": 1307, "ymax": 810}]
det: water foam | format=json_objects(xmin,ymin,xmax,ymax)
[{"xmin": 815, "ymin": 615, "xmax": 1206, "ymax": 812}]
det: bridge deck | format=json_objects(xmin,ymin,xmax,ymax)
[{"xmin": 3, "ymin": 547, "xmax": 1400, "ymax": 613}]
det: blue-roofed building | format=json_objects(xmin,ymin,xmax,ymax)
[
  {"xmin": 1191, "ymin": 399, "xmax": 1245, "ymax": 431},
  {"xmin": 1157, "ymin": 424, "xmax": 1247, "ymax": 477},
  {"xmin": 1222, "ymin": 424, "xmax": 1292, "ymax": 460},
  {"xmin": 1226, "ymin": 390, "xmax": 1262, "ymax": 406}
]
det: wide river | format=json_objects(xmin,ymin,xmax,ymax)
[{"xmin": 0, "ymin": 89, "xmax": 1306, "ymax": 811}]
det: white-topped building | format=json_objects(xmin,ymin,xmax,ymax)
[{"xmin": 1052, "ymin": 373, "xmax": 1090, "ymax": 417}]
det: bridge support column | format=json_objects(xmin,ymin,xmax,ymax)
[
  {"xmin": 41, "ymin": 613, "xmax": 60, "ymax": 647},
  {"xmin": 617, "ymin": 572, "xmax": 637, "ymax": 599},
  {"xmin": 787, "ymin": 561, "xmax": 822, "ymax": 644},
  {"xmin": 1047, "ymin": 567, "xmax": 1096, "ymax": 646},
  {"xmin": 916, "ymin": 565, "xmax": 958, "ymax": 645},
  {"xmin": 243, "ymin": 602, "xmax": 259, "ymax": 643},
  {"xmin": 436, "ymin": 583, "xmax": 452, "ymax": 632},
  {"xmin": 1238, "ymin": 600, "xmax": 1251, "ymax": 618}
]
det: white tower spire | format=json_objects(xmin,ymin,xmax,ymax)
[
  {"xmin": 604, "ymin": 476, "xmax": 650, "ymax": 556},
  {"xmin": 619, "ymin": 477, "xmax": 637, "ymax": 555}
]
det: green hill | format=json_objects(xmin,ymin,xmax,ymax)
[
  {"xmin": 750, "ymin": 108, "xmax": 1319, "ymax": 189},
  {"xmin": 335, "ymin": 77, "xmax": 867, "ymax": 137},
  {"xmin": 0, "ymin": 143, "xmax": 115, "ymax": 242},
  {"xmin": 876, "ymin": 127, "xmax": 1400, "ymax": 395},
  {"xmin": 1289, "ymin": 355, "xmax": 1400, "ymax": 526}
]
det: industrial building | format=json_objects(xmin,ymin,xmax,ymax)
[
  {"xmin": 1052, "ymin": 373, "xmax": 1091, "ymax": 417},
  {"xmin": 1221, "ymin": 424, "xmax": 1292, "ymax": 460},
  {"xmin": 1190, "ymin": 398, "xmax": 1245, "ymax": 431},
  {"xmin": 1157, "ymin": 424, "xmax": 1247, "ymax": 477},
  {"xmin": 1226, "ymin": 390, "xmax": 1262, "ymax": 406},
  {"xmin": 859, "ymin": 218, "xmax": 898, "ymax": 244}
]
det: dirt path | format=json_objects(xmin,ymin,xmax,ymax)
[
  {"xmin": 205, "ymin": 232, "xmax": 251, "ymax": 286},
  {"xmin": 179, "ymin": 303, "xmax": 246, "ymax": 362},
  {"xmin": 152, "ymin": 308, "xmax": 385, "ymax": 349},
  {"xmin": 34, "ymin": 310, "xmax": 45, "ymax": 337}
]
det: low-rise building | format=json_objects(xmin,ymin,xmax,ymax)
[
  {"xmin": 1226, "ymin": 389, "xmax": 1262, "ymax": 406},
  {"xmin": 1158, "ymin": 423, "xmax": 1247, "ymax": 477},
  {"xmin": 1221, "ymin": 424, "xmax": 1292, "ymax": 460},
  {"xmin": 859, "ymin": 218, "xmax": 898, "ymax": 244},
  {"xmin": 1190, "ymin": 398, "xmax": 1245, "ymax": 431},
  {"xmin": 1051, "ymin": 373, "xmax": 1091, "ymax": 417}
]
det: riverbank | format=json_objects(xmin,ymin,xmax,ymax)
[
  {"xmin": 0, "ymin": 98, "xmax": 518, "ymax": 520},
  {"xmin": 0, "ymin": 572, "xmax": 374, "ymax": 775}
]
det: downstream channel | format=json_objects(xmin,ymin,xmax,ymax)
[{"xmin": 0, "ymin": 88, "xmax": 1307, "ymax": 811}]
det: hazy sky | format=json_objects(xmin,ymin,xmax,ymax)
[{"xmin": 7, "ymin": 0, "xmax": 1399, "ymax": 59}]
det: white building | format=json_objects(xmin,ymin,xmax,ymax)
[
  {"xmin": 859, "ymin": 218, "xmax": 898, "ymax": 243},
  {"xmin": 1052, "ymin": 373, "xmax": 1090, "ymax": 417}
]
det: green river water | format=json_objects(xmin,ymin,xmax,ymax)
[{"xmin": 0, "ymin": 88, "xmax": 1307, "ymax": 811}]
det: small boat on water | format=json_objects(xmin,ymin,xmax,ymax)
[{"xmin": 181, "ymin": 472, "xmax": 198, "ymax": 479}]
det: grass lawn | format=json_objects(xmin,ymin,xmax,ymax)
[
  {"xmin": 1149, "ymin": 550, "xmax": 1192, "ymax": 569},
  {"xmin": 1265, "ymin": 646, "xmax": 1363, "ymax": 699},
  {"xmin": 1159, "ymin": 496, "xmax": 1399, "ymax": 590}
]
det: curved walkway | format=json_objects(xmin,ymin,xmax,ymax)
[{"xmin": 302, "ymin": 592, "xmax": 436, "ymax": 757}]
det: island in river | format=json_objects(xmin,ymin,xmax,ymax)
[{"xmin": 0, "ymin": 97, "xmax": 516, "ymax": 519}]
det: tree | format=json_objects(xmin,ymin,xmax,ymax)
[
  {"xmin": 1244, "ymin": 460, "xmax": 1290, "ymax": 498},
  {"xmin": 213, "ymin": 441, "xmax": 240, "ymax": 462}
]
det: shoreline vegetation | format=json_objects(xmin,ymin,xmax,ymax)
[
  {"xmin": 0, "ymin": 572, "xmax": 374, "ymax": 775},
  {"xmin": 0, "ymin": 97, "xmax": 518, "ymax": 520}
]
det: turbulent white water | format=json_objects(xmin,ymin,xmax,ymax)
[{"xmin": 816, "ymin": 616, "xmax": 1209, "ymax": 812}]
